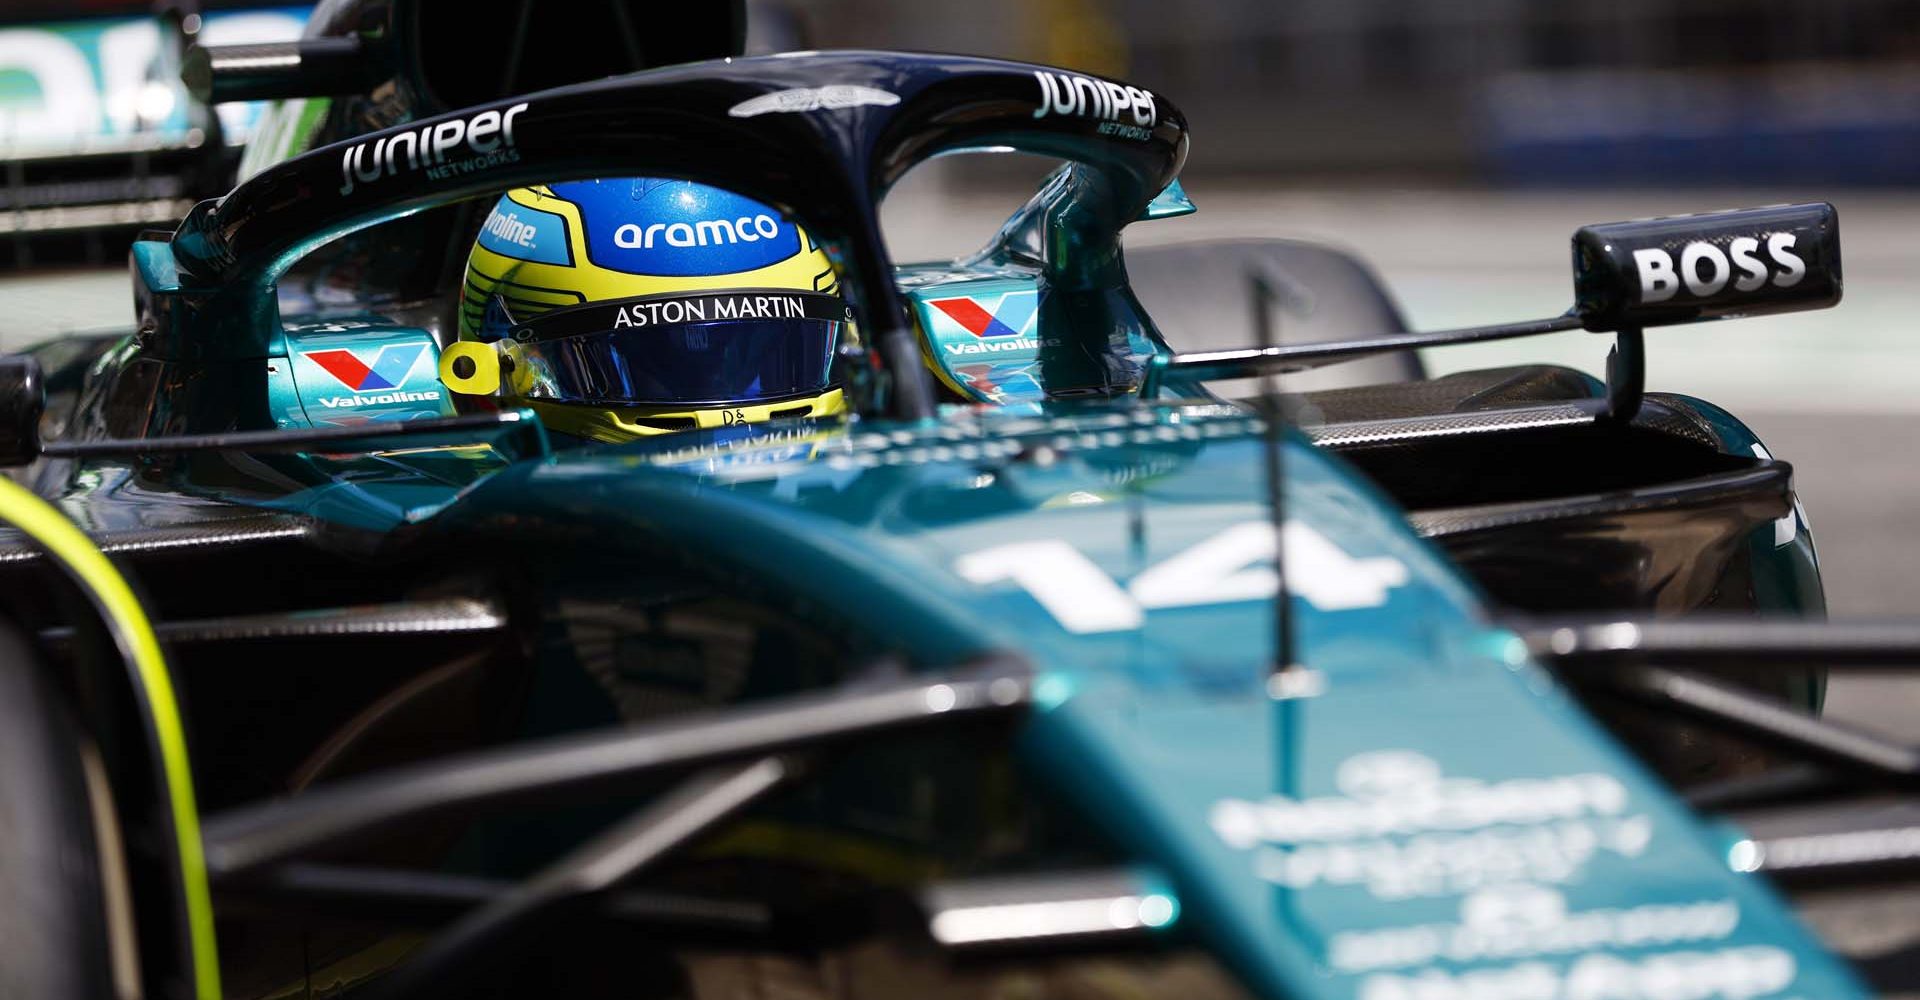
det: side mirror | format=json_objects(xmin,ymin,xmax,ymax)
[
  {"xmin": 1138, "ymin": 179, "xmax": 1196, "ymax": 221},
  {"xmin": 0, "ymin": 356, "xmax": 44, "ymax": 467},
  {"xmin": 182, "ymin": 38, "xmax": 385, "ymax": 105},
  {"xmin": 1572, "ymin": 203, "xmax": 1841, "ymax": 332}
]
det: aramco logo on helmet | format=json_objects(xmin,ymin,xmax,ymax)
[
  {"xmin": 613, "ymin": 214, "xmax": 783, "ymax": 250},
  {"xmin": 562, "ymin": 180, "xmax": 802, "ymax": 277}
]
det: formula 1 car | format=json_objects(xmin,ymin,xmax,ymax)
[{"xmin": 0, "ymin": 14, "xmax": 1912, "ymax": 1000}]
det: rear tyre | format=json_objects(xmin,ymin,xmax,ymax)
[{"xmin": 0, "ymin": 621, "xmax": 115, "ymax": 1000}]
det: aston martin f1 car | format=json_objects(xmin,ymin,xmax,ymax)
[{"xmin": 0, "ymin": 16, "xmax": 1912, "ymax": 1000}]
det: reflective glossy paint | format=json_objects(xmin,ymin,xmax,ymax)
[
  {"xmin": 413, "ymin": 400, "xmax": 1864, "ymax": 999},
  {"xmin": 9, "ymin": 45, "xmax": 1866, "ymax": 1000}
]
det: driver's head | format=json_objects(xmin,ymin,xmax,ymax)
[{"xmin": 441, "ymin": 178, "xmax": 848, "ymax": 441}]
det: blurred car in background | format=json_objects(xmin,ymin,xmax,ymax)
[{"xmin": 0, "ymin": 0, "xmax": 305, "ymax": 267}]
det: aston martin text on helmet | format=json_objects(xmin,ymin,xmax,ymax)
[
  {"xmin": 603, "ymin": 291, "xmax": 814, "ymax": 330},
  {"xmin": 337, "ymin": 102, "xmax": 530, "ymax": 196}
]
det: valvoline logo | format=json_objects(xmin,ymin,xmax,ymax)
[
  {"xmin": 552, "ymin": 178, "xmax": 800, "ymax": 278},
  {"xmin": 304, "ymin": 343, "xmax": 428, "ymax": 392},
  {"xmin": 926, "ymin": 290, "xmax": 1042, "ymax": 356},
  {"xmin": 476, "ymin": 198, "xmax": 571, "ymax": 266},
  {"xmin": 283, "ymin": 326, "xmax": 452, "ymax": 427},
  {"xmin": 296, "ymin": 340, "xmax": 446, "ymax": 414}
]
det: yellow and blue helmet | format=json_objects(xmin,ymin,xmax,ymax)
[{"xmin": 441, "ymin": 178, "xmax": 849, "ymax": 440}]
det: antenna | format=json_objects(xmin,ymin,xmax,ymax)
[
  {"xmin": 1250, "ymin": 269, "xmax": 1319, "ymax": 698},
  {"xmin": 1250, "ymin": 267, "xmax": 1327, "ymax": 700}
]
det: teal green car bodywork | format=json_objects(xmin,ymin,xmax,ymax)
[
  {"xmin": 26, "ymin": 49, "xmax": 1852, "ymax": 1000},
  {"xmin": 83, "ymin": 168, "xmax": 1849, "ymax": 1000},
  {"xmin": 98, "ymin": 392, "xmax": 1839, "ymax": 998},
  {"xmin": 509, "ymin": 403, "xmax": 1858, "ymax": 997},
  {"xmin": 47, "ymin": 201, "xmax": 1847, "ymax": 1000}
]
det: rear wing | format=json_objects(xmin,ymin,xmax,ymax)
[{"xmin": 1141, "ymin": 201, "xmax": 1842, "ymax": 424}]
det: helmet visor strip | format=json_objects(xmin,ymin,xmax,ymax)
[{"xmin": 504, "ymin": 289, "xmax": 846, "ymax": 407}]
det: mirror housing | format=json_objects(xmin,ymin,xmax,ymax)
[
  {"xmin": 1138, "ymin": 179, "xmax": 1196, "ymax": 221},
  {"xmin": 182, "ymin": 38, "xmax": 385, "ymax": 105},
  {"xmin": 0, "ymin": 356, "xmax": 44, "ymax": 467},
  {"xmin": 1572, "ymin": 203, "xmax": 1841, "ymax": 332}
]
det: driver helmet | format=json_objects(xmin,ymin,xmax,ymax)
[{"xmin": 440, "ymin": 177, "xmax": 849, "ymax": 441}]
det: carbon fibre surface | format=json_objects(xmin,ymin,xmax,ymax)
[
  {"xmin": 1407, "ymin": 464, "xmax": 1792, "ymax": 538},
  {"xmin": 1303, "ymin": 403, "xmax": 1593, "ymax": 449},
  {"xmin": 0, "ymin": 512, "xmax": 311, "ymax": 565},
  {"xmin": 1296, "ymin": 364, "xmax": 1598, "ymax": 422}
]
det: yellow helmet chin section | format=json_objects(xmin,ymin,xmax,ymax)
[
  {"xmin": 437, "ymin": 334, "xmax": 847, "ymax": 441},
  {"xmin": 524, "ymin": 388, "xmax": 847, "ymax": 443}
]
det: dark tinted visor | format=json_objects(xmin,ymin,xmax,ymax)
[{"xmin": 505, "ymin": 289, "xmax": 845, "ymax": 407}]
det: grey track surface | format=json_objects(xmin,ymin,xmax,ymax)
[
  {"xmin": 0, "ymin": 269, "xmax": 130, "ymax": 350},
  {"xmin": 1746, "ymin": 412, "xmax": 1920, "ymax": 620},
  {"xmin": 1744, "ymin": 411, "xmax": 1920, "ymax": 745}
]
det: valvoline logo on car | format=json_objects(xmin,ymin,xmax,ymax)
[
  {"xmin": 305, "ymin": 343, "xmax": 429, "ymax": 393},
  {"xmin": 928, "ymin": 291, "xmax": 1039, "ymax": 340},
  {"xmin": 918, "ymin": 286, "xmax": 1045, "ymax": 356},
  {"xmin": 552, "ymin": 178, "xmax": 800, "ymax": 277},
  {"xmin": 283, "ymin": 325, "xmax": 454, "ymax": 426},
  {"xmin": 910, "ymin": 280, "xmax": 1052, "ymax": 404}
]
